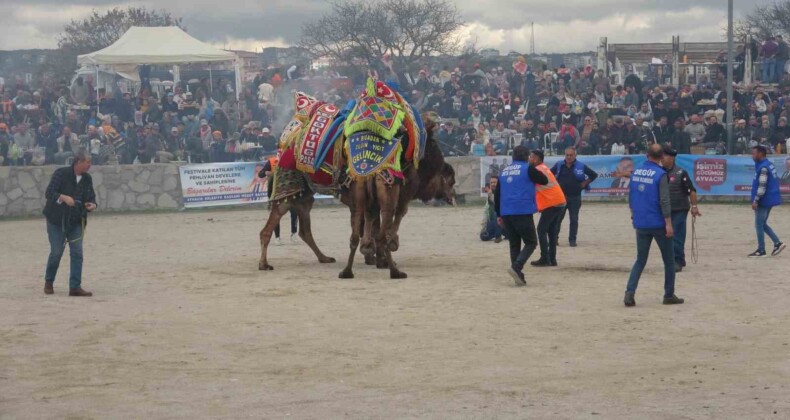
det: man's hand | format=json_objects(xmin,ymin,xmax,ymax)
[
  {"xmin": 85, "ymin": 202, "xmax": 97, "ymax": 212},
  {"xmin": 580, "ymin": 180, "xmax": 592, "ymax": 189},
  {"xmin": 497, "ymin": 217, "xmax": 504, "ymax": 228},
  {"xmin": 752, "ymin": 201, "xmax": 759, "ymax": 210},
  {"xmin": 691, "ymin": 206, "xmax": 701, "ymax": 217},
  {"xmin": 665, "ymin": 224, "xmax": 674, "ymax": 238},
  {"xmin": 60, "ymin": 194, "xmax": 75, "ymax": 207}
]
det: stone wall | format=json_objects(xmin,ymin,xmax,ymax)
[
  {"xmin": 0, "ymin": 164, "xmax": 183, "ymax": 218},
  {"xmin": 446, "ymin": 156, "xmax": 483, "ymax": 198}
]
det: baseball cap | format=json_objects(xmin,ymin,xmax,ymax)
[
  {"xmin": 663, "ymin": 145, "xmax": 678, "ymax": 156},
  {"xmin": 171, "ymin": 127, "xmax": 178, "ymax": 133},
  {"xmin": 262, "ymin": 127, "xmax": 270, "ymax": 133},
  {"xmin": 200, "ymin": 119, "xmax": 208, "ymax": 125}
]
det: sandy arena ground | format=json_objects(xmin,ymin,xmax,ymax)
[{"xmin": 1, "ymin": 203, "xmax": 789, "ymax": 419}]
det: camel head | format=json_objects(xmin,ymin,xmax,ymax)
[{"xmin": 421, "ymin": 111, "xmax": 440, "ymax": 133}]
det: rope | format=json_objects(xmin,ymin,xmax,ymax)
[
  {"xmin": 62, "ymin": 203, "xmax": 86, "ymax": 245},
  {"xmin": 690, "ymin": 214, "xmax": 699, "ymax": 264}
]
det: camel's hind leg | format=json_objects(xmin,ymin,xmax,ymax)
[
  {"xmin": 259, "ymin": 201, "xmax": 290, "ymax": 271},
  {"xmin": 295, "ymin": 195, "xmax": 335, "ymax": 264},
  {"xmin": 375, "ymin": 179, "xmax": 406, "ymax": 279}
]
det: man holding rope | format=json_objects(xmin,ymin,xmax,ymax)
[
  {"xmin": 624, "ymin": 144, "xmax": 684, "ymax": 307},
  {"xmin": 42, "ymin": 147, "xmax": 97, "ymax": 297},
  {"xmin": 662, "ymin": 145, "xmax": 701, "ymax": 272}
]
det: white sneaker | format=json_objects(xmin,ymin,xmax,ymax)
[
  {"xmin": 290, "ymin": 233, "xmax": 299, "ymax": 244},
  {"xmin": 275, "ymin": 237, "xmax": 282, "ymax": 246}
]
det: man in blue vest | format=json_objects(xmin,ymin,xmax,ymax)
[
  {"xmin": 494, "ymin": 146, "xmax": 549, "ymax": 286},
  {"xmin": 552, "ymin": 147, "xmax": 598, "ymax": 247},
  {"xmin": 749, "ymin": 145, "xmax": 785, "ymax": 257},
  {"xmin": 624, "ymin": 144, "xmax": 684, "ymax": 307}
]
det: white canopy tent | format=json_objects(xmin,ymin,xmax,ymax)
[{"xmin": 77, "ymin": 26, "xmax": 241, "ymax": 108}]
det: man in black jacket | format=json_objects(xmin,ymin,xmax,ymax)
[
  {"xmin": 42, "ymin": 148, "xmax": 97, "ymax": 296},
  {"xmin": 494, "ymin": 146, "xmax": 549, "ymax": 285},
  {"xmin": 551, "ymin": 148, "xmax": 598, "ymax": 247}
]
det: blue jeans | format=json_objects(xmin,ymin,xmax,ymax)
[
  {"xmin": 776, "ymin": 60, "xmax": 787, "ymax": 82},
  {"xmin": 755, "ymin": 207, "xmax": 780, "ymax": 253},
  {"xmin": 45, "ymin": 221, "xmax": 84, "ymax": 289},
  {"xmin": 762, "ymin": 58, "xmax": 776, "ymax": 83},
  {"xmin": 671, "ymin": 211, "xmax": 688, "ymax": 265},
  {"xmin": 480, "ymin": 213, "xmax": 505, "ymax": 241},
  {"xmin": 626, "ymin": 228, "xmax": 676, "ymax": 298}
]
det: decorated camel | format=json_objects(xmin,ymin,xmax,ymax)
[{"xmin": 257, "ymin": 87, "xmax": 454, "ymax": 276}]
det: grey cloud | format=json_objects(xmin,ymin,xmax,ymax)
[{"xmin": 0, "ymin": 0, "xmax": 779, "ymax": 52}]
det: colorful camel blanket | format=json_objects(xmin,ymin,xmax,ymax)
[
  {"xmin": 295, "ymin": 102, "xmax": 340, "ymax": 173},
  {"xmin": 343, "ymin": 78, "xmax": 427, "ymax": 178},
  {"xmin": 270, "ymin": 166, "xmax": 309, "ymax": 203}
]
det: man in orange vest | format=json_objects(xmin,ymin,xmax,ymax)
[{"xmin": 530, "ymin": 150, "xmax": 567, "ymax": 267}]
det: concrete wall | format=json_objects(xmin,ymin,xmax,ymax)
[
  {"xmin": 0, "ymin": 164, "xmax": 182, "ymax": 218},
  {"xmin": 1, "ymin": 157, "xmax": 750, "ymax": 218}
]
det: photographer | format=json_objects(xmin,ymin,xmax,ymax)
[{"xmin": 42, "ymin": 147, "xmax": 97, "ymax": 297}]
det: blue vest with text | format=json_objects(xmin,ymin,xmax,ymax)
[
  {"xmin": 751, "ymin": 158, "xmax": 782, "ymax": 208},
  {"xmin": 499, "ymin": 161, "xmax": 538, "ymax": 216},
  {"xmin": 629, "ymin": 160, "xmax": 666, "ymax": 229}
]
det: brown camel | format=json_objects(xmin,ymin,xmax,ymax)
[
  {"xmin": 258, "ymin": 88, "xmax": 453, "ymax": 274},
  {"xmin": 338, "ymin": 116, "xmax": 454, "ymax": 279}
]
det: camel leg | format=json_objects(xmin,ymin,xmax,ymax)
[
  {"xmin": 295, "ymin": 195, "xmax": 336, "ymax": 264},
  {"xmin": 387, "ymin": 189, "xmax": 411, "ymax": 252},
  {"xmin": 359, "ymin": 180, "xmax": 376, "ymax": 258},
  {"xmin": 388, "ymin": 167, "xmax": 418, "ymax": 252},
  {"xmin": 259, "ymin": 201, "xmax": 290, "ymax": 271},
  {"xmin": 340, "ymin": 182, "xmax": 365, "ymax": 278},
  {"xmin": 362, "ymin": 216, "xmax": 378, "ymax": 266},
  {"xmin": 375, "ymin": 179, "xmax": 406, "ymax": 279}
]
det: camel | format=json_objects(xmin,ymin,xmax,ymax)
[
  {"xmin": 336, "ymin": 82, "xmax": 454, "ymax": 279},
  {"xmin": 256, "ymin": 126, "xmax": 454, "ymax": 273},
  {"xmin": 257, "ymin": 91, "xmax": 454, "ymax": 273}
]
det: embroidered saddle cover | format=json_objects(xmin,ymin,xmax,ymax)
[{"xmin": 343, "ymin": 78, "xmax": 427, "ymax": 178}]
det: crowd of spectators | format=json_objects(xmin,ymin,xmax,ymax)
[
  {"xmin": 3, "ymin": 36, "xmax": 790, "ymax": 167},
  {"xmin": 407, "ymin": 57, "xmax": 790, "ymax": 158},
  {"xmin": 0, "ymin": 66, "xmax": 360, "ymax": 167}
]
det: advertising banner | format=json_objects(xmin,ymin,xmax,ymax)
[
  {"xmin": 179, "ymin": 162, "xmax": 271, "ymax": 208},
  {"xmin": 480, "ymin": 155, "xmax": 790, "ymax": 197}
]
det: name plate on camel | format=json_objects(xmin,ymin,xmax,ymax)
[
  {"xmin": 347, "ymin": 131, "xmax": 400, "ymax": 178},
  {"xmin": 296, "ymin": 103, "xmax": 339, "ymax": 174}
]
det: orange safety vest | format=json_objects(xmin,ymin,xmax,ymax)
[{"xmin": 535, "ymin": 163, "xmax": 566, "ymax": 212}]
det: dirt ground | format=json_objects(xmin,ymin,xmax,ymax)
[{"xmin": 1, "ymin": 203, "xmax": 789, "ymax": 419}]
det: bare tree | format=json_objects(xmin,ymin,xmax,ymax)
[
  {"xmin": 460, "ymin": 36, "xmax": 481, "ymax": 59},
  {"xmin": 736, "ymin": 1, "xmax": 790, "ymax": 40},
  {"xmin": 299, "ymin": 0, "xmax": 464, "ymax": 69}
]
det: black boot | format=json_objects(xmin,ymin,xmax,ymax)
[{"xmin": 530, "ymin": 258, "xmax": 551, "ymax": 267}]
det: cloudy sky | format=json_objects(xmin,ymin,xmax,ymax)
[{"xmin": 0, "ymin": 0, "xmax": 774, "ymax": 53}]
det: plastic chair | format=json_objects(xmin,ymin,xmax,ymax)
[{"xmin": 543, "ymin": 133, "xmax": 558, "ymax": 155}]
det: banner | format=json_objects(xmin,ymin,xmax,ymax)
[
  {"xmin": 180, "ymin": 162, "xmax": 271, "ymax": 208},
  {"xmin": 480, "ymin": 155, "xmax": 790, "ymax": 197}
]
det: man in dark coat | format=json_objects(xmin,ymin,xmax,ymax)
[{"xmin": 42, "ymin": 147, "xmax": 97, "ymax": 296}]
